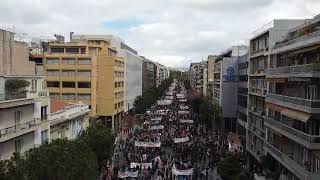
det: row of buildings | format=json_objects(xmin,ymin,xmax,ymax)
[
  {"xmin": 189, "ymin": 14, "xmax": 320, "ymax": 180},
  {"xmin": 0, "ymin": 30, "xmax": 170, "ymax": 160}
]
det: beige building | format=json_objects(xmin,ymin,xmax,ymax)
[
  {"xmin": 206, "ymin": 55, "xmax": 217, "ymax": 103},
  {"xmin": 44, "ymin": 38, "xmax": 125, "ymax": 131},
  {"xmin": 49, "ymin": 100, "xmax": 90, "ymax": 140},
  {"xmin": 0, "ymin": 29, "xmax": 50, "ymax": 160}
]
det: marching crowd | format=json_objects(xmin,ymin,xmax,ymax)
[{"xmin": 103, "ymin": 79, "xmax": 237, "ymax": 180}]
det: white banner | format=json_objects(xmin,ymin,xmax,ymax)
[
  {"xmin": 174, "ymin": 137, "xmax": 189, "ymax": 143},
  {"xmin": 130, "ymin": 162, "xmax": 152, "ymax": 169},
  {"xmin": 178, "ymin": 111, "xmax": 189, "ymax": 114},
  {"xmin": 149, "ymin": 125, "xmax": 164, "ymax": 130},
  {"xmin": 155, "ymin": 109, "xmax": 169, "ymax": 115},
  {"xmin": 118, "ymin": 171, "xmax": 138, "ymax": 178},
  {"xmin": 179, "ymin": 99, "xmax": 187, "ymax": 102},
  {"xmin": 165, "ymin": 96, "xmax": 174, "ymax": 99},
  {"xmin": 157, "ymin": 100, "xmax": 172, "ymax": 105},
  {"xmin": 179, "ymin": 105, "xmax": 189, "ymax": 110},
  {"xmin": 177, "ymin": 94, "xmax": 185, "ymax": 99},
  {"xmin": 134, "ymin": 141, "xmax": 161, "ymax": 147},
  {"xmin": 180, "ymin": 120, "xmax": 194, "ymax": 124},
  {"xmin": 172, "ymin": 165, "xmax": 193, "ymax": 176},
  {"xmin": 151, "ymin": 117, "xmax": 162, "ymax": 121}
]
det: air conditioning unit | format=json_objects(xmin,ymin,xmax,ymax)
[{"xmin": 251, "ymin": 106, "xmax": 256, "ymax": 111}]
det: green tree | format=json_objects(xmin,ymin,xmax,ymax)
[
  {"xmin": 24, "ymin": 139, "xmax": 98, "ymax": 180},
  {"xmin": 79, "ymin": 122, "xmax": 115, "ymax": 168},
  {"xmin": 217, "ymin": 155, "xmax": 241, "ymax": 180}
]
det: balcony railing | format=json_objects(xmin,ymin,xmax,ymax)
[
  {"xmin": 38, "ymin": 90, "xmax": 49, "ymax": 97},
  {"xmin": 0, "ymin": 119, "xmax": 41, "ymax": 138},
  {"xmin": 274, "ymin": 30, "xmax": 320, "ymax": 49},
  {"xmin": 266, "ymin": 93, "xmax": 320, "ymax": 109},
  {"xmin": 266, "ymin": 64, "xmax": 320, "ymax": 77},
  {"xmin": 265, "ymin": 116, "xmax": 320, "ymax": 144},
  {"xmin": 0, "ymin": 92, "xmax": 27, "ymax": 101}
]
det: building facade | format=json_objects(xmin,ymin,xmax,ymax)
[
  {"xmin": 43, "ymin": 38, "xmax": 125, "ymax": 131},
  {"xmin": 0, "ymin": 29, "xmax": 50, "ymax": 160},
  {"xmin": 213, "ymin": 46, "xmax": 248, "ymax": 132},
  {"xmin": 207, "ymin": 55, "xmax": 217, "ymax": 103},
  {"xmin": 141, "ymin": 57, "xmax": 156, "ymax": 93},
  {"xmin": 49, "ymin": 100, "xmax": 90, "ymax": 140},
  {"xmin": 72, "ymin": 35, "xmax": 142, "ymax": 112},
  {"xmin": 236, "ymin": 54, "xmax": 249, "ymax": 137},
  {"xmin": 264, "ymin": 15, "xmax": 320, "ymax": 180}
]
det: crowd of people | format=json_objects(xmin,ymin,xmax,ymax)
[{"xmin": 102, "ymin": 79, "xmax": 242, "ymax": 180}]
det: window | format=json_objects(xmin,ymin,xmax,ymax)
[
  {"xmin": 41, "ymin": 106, "xmax": 48, "ymax": 120},
  {"xmin": 14, "ymin": 110, "xmax": 21, "ymax": 127},
  {"xmin": 47, "ymin": 81, "xmax": 60, "ymax": 88},
  {"xmin": 78, "ymin": 82, "xmax": 91, "ymax": 88},
  {"xmin": 50, "ymin": 93, "xmax": 60, "ymax": 100},
  {"xmin": 15, "ymin": 139, "xmax": 22, "ymax": 154},
  {"xmin": 41, "ymin": 130, "xmax": 49, "ymax": 144},
  {"xmin": 47, "ymin": 70, "xmax": 60, "ymax": 76},
  {"xmin": 62, "ymin": 58, "xmax": 75, "ymax": 64},
  {"xmin": 77, "ymin": 70, "xmax": 91, "ymax": 77},
  {"xmin": 62, "ymin": 93, "xmax": 76, "ymax": 100},
  {"xmin": 121, "ymin": 101, "xmax": 124, "ymax": 106},
  {"xmin": 115, "ymin": 82, "xmax": 117, "ymax": 88},
  {"xmin": 80, "ymin": 48, "xmax": 86, "ymax": 54},
  {"xmin": 46, "ymin": 58, "xmax": 59, "ymax": 64},
  {"xmin": 77, "ymin": 59, "xmax": 91, "ymax": 65},
  {"xmin": 31, "ymin": 79, "xmax": 37, "ymax": 91},
  {"xmin": 62, "ymin": 70, "xmax": 75, "ymax": 76},
  {"xmin": 118, "ymin": 102, "xmax": 121, "ymax": 107},
  {"xmin": 62, "ymin": 82, "xmax": 76, "ymax": 88},
  {"xmin": 114, "ymin": 104, "xmax": 117, "ymax": 110},
  {"xmin": 51, "ymin": 47, "xmax": 64, "ymax": 53},
  {"xmin": 78, "ymin": 94, "xmax": 91, "ymax": 100},
  {"xmin": 66, "ymin": 48, "xmax": 79, "ymax": 54}
]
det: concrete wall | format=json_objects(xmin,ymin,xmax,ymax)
[
  {"xmin": 221, "ymin": 57, "xmax": 239, "ymax": 118},
  {"xmin": 125, "ymin": 52, "xmax": 142, "ymax": 111},
  {"xmin": 0, "ymin": 30, "xmax": 35, "ymax": 76}
]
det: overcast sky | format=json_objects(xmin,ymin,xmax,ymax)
[{"xmin": 1, "ymin": 0, "xmax": 319, "ymax": 68}]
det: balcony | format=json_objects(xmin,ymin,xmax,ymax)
[
  {"xmin": 266, "ymin": 64, "xmax": 320, "ymax": 78},
  {"xmin": 249, "ymin": 69, "xmax": 265, "ymax": 76},
  {"xmin": 0, "ymin": 92, "xmax": 35, "ymax": 108},
  {"xmin": 238, "ymin": 106, "xmax": 247, "ymax": 115},
  {"xmin": 264, "ymin": 116, "xmax": 320, "ymax": 149},
  {"xmin": 246, "ymin": 142, "xmax": 262, "ymax": 161},
  {"xmin": 248, "ymin": 124, "xmax": 265, "ymax": 139},
  {"xmin": 273, "ymin": 30, "xmax": 320, "ymax": 54},
  {"xmin": 264, "ymin": 142, "xmax": 320, "ymax": 180},
  {"xmin": 0, "ymin": 118, "xmax": 41, "ymax": 142},
  {"xmin": 249, "ymin": 87, "xmax": 266, "ymax": 97},
  {"xmin": 266, "ymin": 93, "xmax": 320, "ymax": 114}
]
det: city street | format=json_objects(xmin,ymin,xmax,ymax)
[{"xmin": 109, "ymin": 80, "xmax": 232, "ymax": 180}]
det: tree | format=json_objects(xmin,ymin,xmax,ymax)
[
  {"xmin": 24, "ymin": 139, "xmax": 98, "ymax": 180},
  {"xmin": 261, "ymin": 155, "xmax": 281, "ymax": 179},
  {"xmin": 79, "ymin": 123, "xmax": 115, "ymax": 168},
  {"xmin": 217, "ymin": 155, "xmax": 241, "ymax": 180}
]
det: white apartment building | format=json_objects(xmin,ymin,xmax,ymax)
[
  {"xmin": 0, "ymin": 76, "xmax": 50, "ymax": 160},
  {"xmin": 0, "ymin": 29, "xmax": 50, "ymax": 160},
  {"xmin": 50, "ymin": 100, "xmax": 90, "ymax": 140}
]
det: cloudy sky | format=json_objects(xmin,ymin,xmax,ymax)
[{"xmin": 1, "ymin": 0, "xmax": 320, "ymax": 68}]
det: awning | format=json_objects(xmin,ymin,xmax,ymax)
[
  {"xmin": 266, "ymin": 102, "xmax": 285, "ymax": 112},
  {"xmin": 291, "ymin": 45, "xmax": 320, "ymax": 55},
  {"xmin": 266, "ymin": 78, "xmax": 287, "ymax": 83},
  {"xmin": 281, "ymin": 109, "xmax": 311, "ymax": 123}
]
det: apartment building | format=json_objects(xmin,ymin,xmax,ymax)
[
  {"xmin": 72, "ymin": 35, "xmax": 142, "ymax": 112},
  {"xmin": 262, "ymin": 15, "xmax": 320, "ymax": 180},
  {"xmin": 247, "ymin": 19, "xmax": 306, "ymax": 164},
  {"xmin": 189, "ymin": 62, "xmax": 200, "ymax": 90},
  {"xmin": 49, "ymin": 100, "xmax": 90, "ymax": 140},
  {"xmin": 213, "ymin": 46, "xmax": 248, "ymax": 132},
  {"xmin": 155, "ymin": 63, "xmax": 169, "ymax": 87},
  {"xmin": 237, "ymin": 54, "xmax": 249, "ymax": 137},
  {"xmin": 189, "ymin": 61, "xmax": 207, "ymax": 94},
  {"xmin": 141, "ymin": 57, "xmax": 157, "ymax": 93},
  {"xmin": 43, "ymin": 38, "xmax": 125, "ymax": 131},
  {"xmin": 0, "ymin": 29, "xmax": 50, "ymax": 160},
  {"xmin": 207, "ymin": 55, "xmax": 218, "ymax": 103}
]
